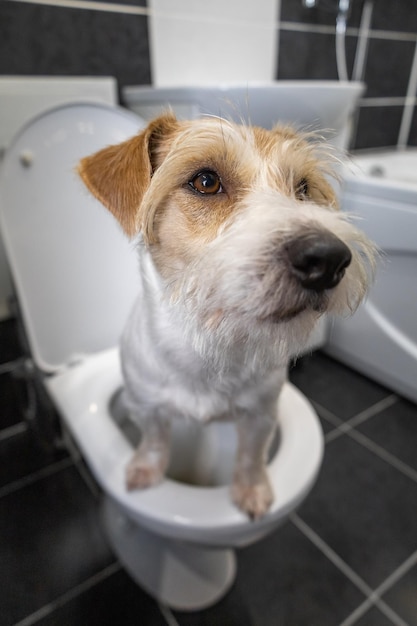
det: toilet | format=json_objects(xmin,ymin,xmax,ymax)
[{"xmin": 0, "ymin": 102, "xmax": 324, "ymax": 610}]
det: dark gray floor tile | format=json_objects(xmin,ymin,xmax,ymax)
[
  {"xmin": 175, "ymin": 522, "xmax": 365, "ymax": 626},
  {"xmin": 298, "ymin": 434, "xmax": 417, "ymax": 588},
  {"xmin": 0, "ymin": 427, "xmax": 68, "ymax": 488},
  {"xmin": 357, "ymin": 398, "xmax": 417, "ymax": 472},
  {"xmin": 290, "ymin": 352, "xmax": 391, "ymax": 420},
  {"xmin": 0, "ymin": 466, "xmax": 115, "ymax": 625},
  {"xmin": 0, "ymin": 317, "xmax": 22, "ymax": 364},
  {"xmin": 382, "ymin": 563, "xmax": 417, "ymax": 625},
  {"xmin": 0, "ymin": 318, "xmax": 26, "ymax": 430},
  {"xmin": 0, "ymin": 373, "xmax": 23, "ymax": 430},
  {"xmin": 36, "ymin": 568, "xmax": 167, "ymax": 626},
  {"xmin": 353, "ymin": 605, "xmax": 396, "ymax": 625}
]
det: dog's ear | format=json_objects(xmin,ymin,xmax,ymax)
[{"xmin": 78, "ymin": 112, "xmax": 178, "ymax": 240}]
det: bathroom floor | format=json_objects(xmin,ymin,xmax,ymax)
[{"xmin": 1, "ymin": 317, "xmax": 417, "ymax": 626}]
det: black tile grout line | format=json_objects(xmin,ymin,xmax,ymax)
[
  {"xmin": 12, "ymin": 561, "xmax": 121, "ymax": 626},
  {"xmin": 291, "ymin": 514, "xmax": 410, "ymax": 626},
  {"xmin": 0, "ymin": 456, "xmax": 74, "ymax": 499}
]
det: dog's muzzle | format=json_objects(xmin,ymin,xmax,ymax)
[{"xmin": 285, "ymin": 231, "xmax": 352, "ymax": 292}]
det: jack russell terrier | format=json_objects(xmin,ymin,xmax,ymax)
[{"xmin": 79, "ymin": 113, "xmax": 375, "ymax": 519}]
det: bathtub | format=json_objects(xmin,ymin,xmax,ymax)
[{"xmin": 325, "ymin": 149, "xmax": 417, "ymax": 404}]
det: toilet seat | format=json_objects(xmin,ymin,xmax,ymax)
[{"xmin": 46, "ymin": 347, "xmax": 323, "ymax": 547}]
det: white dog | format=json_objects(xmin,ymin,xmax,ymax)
[{"xmin": 79, "ymin": 113, "xmax": 375, "ymax": 519}]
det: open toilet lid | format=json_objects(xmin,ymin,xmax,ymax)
[{"xmin": 0, "ymin": 102, "xmax": 144, "ymax": 373}]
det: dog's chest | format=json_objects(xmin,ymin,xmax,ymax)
[{"xmin": 121, "ymin": 249, "xmax": 284, "ymax": 422}]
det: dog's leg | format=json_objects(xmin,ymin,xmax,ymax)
[
  {"xmin": 126, "ymin": 413, "xmax": 171, "ymax": 490},
  {"xmin": 231, "ymin": 413, "xmax": 277, "ymax": 519}
]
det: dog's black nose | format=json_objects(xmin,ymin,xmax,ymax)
[{"xmin": 286, "ymin": 231, "xmax": 352, "ymax": 291}]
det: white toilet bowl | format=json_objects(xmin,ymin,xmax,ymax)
[{"xmin": 0, "ymin": 103, "xmax": 324, "ymax": 610}]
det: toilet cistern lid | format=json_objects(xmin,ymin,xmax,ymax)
[{"xmin": 0, "ymin": 103, "xmax": 144, "ymax": 373}]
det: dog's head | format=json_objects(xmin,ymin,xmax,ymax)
[
  {"xmin": 79, "ymin": 113, "xmax": 376, "ymax": 361},
  {"xmin": 78, "ymin": 112, "xmax": 337, "ymax": 242}
]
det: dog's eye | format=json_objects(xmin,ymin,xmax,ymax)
[
  {"xmin": 295, "ymin": 178, "xmax": 309, "ymax": 200},
  {"xmin": 189, "ymin": 170, "xmax": 223, "ymax": 195}
]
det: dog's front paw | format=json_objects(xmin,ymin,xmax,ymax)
[
  {"xmin": 231, "ymin": 477, "xmax": 274, "ymax": 520},
  {"xmin": 125, "ymin": 453, "xmax": 166, "ymax": 491}
]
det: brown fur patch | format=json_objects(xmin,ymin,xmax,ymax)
[
  {"xmin": 78, "ymin": 113, "xmax": 338, "ymax": 258},
  {"xmin": 78, "ymin": 113, "xmax": 178, "ymax": 238}
]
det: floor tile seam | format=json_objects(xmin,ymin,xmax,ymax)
[
  {"xmin": 12, "ymin": 561, "xmax": 121, "ymax": 626},
  {"xmin": 310, "ymin": 400, "xmax": 348, "ymax": 443},
  {"xmin": 0, "ymin": 421, "xmax": 28, "ymax": 442},
  {"xmin": 318, "ymin": 394, "xmax": 399, "ymax": 445},
  {"xmin": 324, "ymin": 421, "xmax": 352, "ymax": 444},
  {"xmin": 338, "ymin": 595, "xmax": 408, "ymax": 626},
  {"xmin": 373, "ymin": 598, "xmax": 410, "ymax": 626},
  {"xmin": 346, "ymin": 428, "xmax": 417, "ymax": 484},
  {"xmin": 338, "ymin": 596, "xmax": 382, "ymax": 626},
  {"xmin": 370, "ymin": 548, "xmax": 417, "ymax": 601},
  {"xmin": 322, "ymin": 393, "xmax": 400, "ymax": 445},
  {"xmin": 291, "ymin": 513, "xmax": 373, "ymax": 598},
  {"xmin": 345, "ymin": 394, "xmax": 399, "ymax": 429},
  {"xmin": 0, "ymin": 456, "xmax": 74, "ymax": 499},
  {"xmin": 311, "ymin": 400, "xmax": 343, "ymax": 427}
]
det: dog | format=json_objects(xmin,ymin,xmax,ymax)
[{"xmin": 78, "ymin": 112, "xmax": 376, "ymax": 519}]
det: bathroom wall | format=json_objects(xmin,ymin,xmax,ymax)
[
  {"xmin": 0, "ymin": 0, "xmax": 417, "ymax": 150},
  {"xmin": 278, "ymin": 0, "xmax": 417, "ymax": 149}
]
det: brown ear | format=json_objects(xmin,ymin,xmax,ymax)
[{"xmin": 78, "ymin": 112, "xmax": 178, "ymax": 239}]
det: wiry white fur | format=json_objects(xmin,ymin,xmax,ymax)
[
  {"xmin": 109, "ymin": 117, "xmax": 377, "ymax": 518},
  {"xmin": 120, "ymin": 186, "xmax": 376, "ymax": 516},
  {"xmin": 170, "ymin": 191, "xmax": 376, "ymax": 373}
]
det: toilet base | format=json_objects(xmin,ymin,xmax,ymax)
[{"xmin": 101, "ymin": 496, "xmax": 237, "ymax": 611}]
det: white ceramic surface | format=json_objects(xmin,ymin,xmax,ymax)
[
  {"xmin": 0, "ymin": 103, "xmax": 143, "ymax": 372},
  {"xmin": 0, "ymin": 76, "xmax": 117, "ymax": 318},
  {"xmin": 326, "ymin": 150, "xmax": 417, "ymax": 403},
  {"xmin": 46, "ymin": 347, "xmax": 324, "ymax": 548},
  {"xmin": 123, "ymin": 81, "xmax": 365, "ymax": 150}
]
